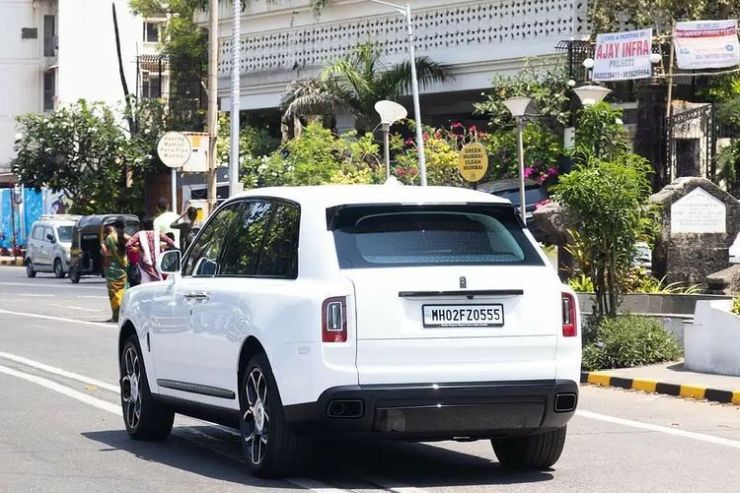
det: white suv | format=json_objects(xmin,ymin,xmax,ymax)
[{"xmin": 118, "ymin": 185, "xmax": 581, "ymax": 477}]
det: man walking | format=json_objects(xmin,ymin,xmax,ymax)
[{"xmin": 153, "ymin": 197, "xmax": 181, "ymax": 249}]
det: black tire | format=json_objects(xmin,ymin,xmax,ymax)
[
  {"xmin": 54, "ymin": 258, "xmax": 65, "ymax": 279},
  {"xmin": 239, "ymin": 353, "xmax": 308, "ymax": 478},
  {"xmin": 69, "ymin": 265, "xmax": 81, "ymax": 283},
  {"xmin": 492, "ymin": 427, "xmax": 567, "ymax": 470},
  {"xmin": 25, "ymin": 260, "xmax": 36, "ymax": 278},
  {"xmin": 120, "ymin": 336, "xmax": 174, "ymax": 440}
]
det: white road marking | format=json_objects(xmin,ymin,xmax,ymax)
[
  {"xmin": 76, "ymin": 295, "xmax": 109, "ymax": 300},
  {"xmin": 0, "ymin": 308, "xmax": 113, "ymax": 328},
  {"xmin": 0, "ymin": 360, "xmax": 351, "ymax": 493},
  {"xmin": 52, "ymin": 304, "xmax": 102, "ymax": 313},
  {"xmin": 16, "ymin": 293, "xmax": 54, "ymax": 297},
  {"xmin": 0, "ymin": 351, "xmax": 120, "ymax": 393},
  {"xmin": 0, "ymin": 281, "xmax": 101, "ymax": 290},
  {"xmin": 576, "ymin": 410, "xmax": 740, "ymax": 449},
  {"xmin": 0, "ymin": 364, "xmax": 122, "ymax": 416}
]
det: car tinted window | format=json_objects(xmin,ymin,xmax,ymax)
[
  {"xmin": 182, "ymin": 203, "xmax": 241, "ymax": 277},
  {"xmin": 57, "ymin": 226, "xmax": 73, "ymax": 242},
  {"xmin": 220, "ymin": 201, "xmax": 273, "ymax": 277},
  {"xmin": 257, "ymin": 203, "xmax": 300, "ymax": 278},
  {"xmin": 330, "ymin": 204, "xmax": 543, "ymax": 268},
  {"xmin": 32, "ymin": 226, "xmax": 44, "ymax": 240}
]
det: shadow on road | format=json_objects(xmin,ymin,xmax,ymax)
[
  {"xmin": 83, "ymin": 425, "xmax": 554, "ymax": 488},
  {"xmin": 81, "ymin": 427, "xmax": 296, "ymax": 488},
  {"xmin": 310, "ymin": 441, "xmax": 554, "ymax": 488}
]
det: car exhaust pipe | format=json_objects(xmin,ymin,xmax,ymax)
[
  {"xmin": 326, "ymin": 399, "xmax": 364, "ymax": 418},
  {"xmin": 554, "ymin": 393, "xmax": 577, "ymax": 412}
]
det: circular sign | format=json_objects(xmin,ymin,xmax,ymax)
[
  {"xmin": 458, "ymin": 142, "xmax": 489, "ymax": 182},
  {"xmin": 157, "ymin": 131, "xmax": 192, "ymax": 168}
]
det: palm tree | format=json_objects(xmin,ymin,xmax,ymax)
[{"xmin": 281, "ymin": 43, "xmax": 452, "ymax": 134}]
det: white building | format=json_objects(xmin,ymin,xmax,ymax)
[
  {"xmin": 0, "ymin": 0, "xmax": 150, "ymax": 179},
  {"xmin": 201, "ymin": 0, "xmax": 589, "ymax": 125}
]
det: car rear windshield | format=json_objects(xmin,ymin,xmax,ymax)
[
  {"xmin": 328, "ymin": 204, "xmax": 543, "ymax": 268},
  {"xmin": 57, "ymin": 226, "xmax": 73, "ymax": 242}
]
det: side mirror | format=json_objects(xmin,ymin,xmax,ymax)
[
  {"xmin": 157, "ymin": 250, "xmax": 181, "ymax": 274},
  {"xmin": 46, "ymin": 233, "xmax": 56, "ymax": 243}
]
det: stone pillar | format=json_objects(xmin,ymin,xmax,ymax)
[{"xmin": 650, "ymin": 177, "xmax": 740, "ymax": 285}]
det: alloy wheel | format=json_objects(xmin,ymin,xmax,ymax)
[
  {"xmin": 242, "ymin": 368, "xmax": 269, "ymax": 465},
  {"xmin": 121, "ymin": 346, "xmax": 142, "ymax": 430}
]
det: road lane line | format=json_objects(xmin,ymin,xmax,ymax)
[
  {"xmin": 0, "ymin": 308, "xmax": 113, "ymax": 328},
  {"xmin": 0, "ymin": 351, "xmax": 120, "ymax": 393},
  {"xmin": 51, "ymin": 304, "xmax": 102, "ymax": 313},
  {"xmin": 16, "ymin": 293, "xmax": 54, "ymax": 297},
  {"xmin": 0, "ymin": 281, "xmax": 102, "ymax": 290},
  {"xmin": 577, "ymin": 410, "xmax": 740, "ymax": 449},
  {"xmin": 0, "ymin": 362, "xmax": 351, "ymax": 493},
  {"xmin": 0, "ymin": 364, "xmax": 122, "ymax": 416},
  {"xmin": 76, "ymin": 295, "xmax": 110, "ymax": 300}
]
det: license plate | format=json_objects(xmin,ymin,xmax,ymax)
[{"xmin": 422, "ymin": 304, "xmax": 504, "ymax": 328}]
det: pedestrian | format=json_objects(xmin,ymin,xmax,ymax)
[
  {"xmin": 126, "ymin": 217, "xmax": 175, "ymax": 285},
  {"xmin": 170, "ymin": 206, "xmax": 198, "ymax": 253},
  {"xmin": 102, "ymin": 217, "xmax": 130, "ymax": 323},
  {"xmin": 100, "ymin": 224, "xmax": 114, "ymax": 275},
  {"xmin": 153, "ymin": 197, "xmax": 181, "ymax": 249}
]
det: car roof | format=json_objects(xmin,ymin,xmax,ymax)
[{"xmin": 229, "ymin": 185, "xmax": 511, "ymax": 209}]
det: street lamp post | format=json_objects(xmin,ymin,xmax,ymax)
[
  {"xmin": 367, "ymin": 0, "xmax": 427, "ymax": 185},
  {"xmin": 502, "ymin": 97, "xmax": 532, "ymax": 225},
  {"xmin": 374, "ymin": 100, "xmax": 408, "ymax": 180},
  {"xmin": 572, "ymin": 84, "xmax": 612, "ymax": 106}
]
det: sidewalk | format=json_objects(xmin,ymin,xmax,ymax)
[
  {"xmin": 581, "ymin": 361, "xmax": 740, "ymax": 405},
  {"xmin": 0, "ymin": 256, "xmax": 23, "ymax": 266}
]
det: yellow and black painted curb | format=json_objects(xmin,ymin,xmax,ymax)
[
  {"xmin": 581, "ymin": 371, "xmax": 740, "ymax": 405},
  {"xmin": 0, "ymin": 258, "xmax": 23, "ymax": 267}
]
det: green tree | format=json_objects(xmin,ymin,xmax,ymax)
[
  {"xmin": 588, "ymin": 0, "xmax": 740, "ymax": 36},
  {"xmin": 554, "ymin": 154, "xmax": 655, "ymax": 318},
  {"xmin": 12, "ymin": 101, "xmax": 129, "ymax": 215},
  {"xmin": 240, "ymin": 121, "xmax": 382, "ymax": 187},
  {"xmin": 281, "ymin": 43, "xmax": 452, "ymax": 133},
  {"xmin": 571, "ymin": 102, "xmax": 630, "ymax": 166}
]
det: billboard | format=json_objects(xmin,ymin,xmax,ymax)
[{"xmin": 674, "ymin": 20, "xmax": 740, "ymax": 70}]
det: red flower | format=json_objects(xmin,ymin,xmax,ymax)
[{"xmin": 451, "ymin": 122, "xmax": 464, "ymax": 129}]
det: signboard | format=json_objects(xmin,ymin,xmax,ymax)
[
  {"xmin": 593, "ymin": 28, "xmax": 653, "ymax": 81},
  {"xmin": 674, "ymin": 20, "xmax": 740, "ymax": 70},
  {"xmin": 182, "ymin": 132, "xmax": 209, "ymax": 173},
  {"xmin": 458, "ymin": 142, "xmax": 488, "ymax": 182},
  {"xmin": 670, "ymin": 187, "xmax": 726, "ymax": 235},
  {"xmin": 157, "ymin": 132, "xmax": 191, "ymax": 168}
]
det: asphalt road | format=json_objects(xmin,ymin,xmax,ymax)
[{"xmin": 2, "ymin": 266, "xmax": 740, "ymax": 492}]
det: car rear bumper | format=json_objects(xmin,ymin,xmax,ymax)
[{"xmin": 283, "ymin": 379, "xmax": 578, "ymax": 440}]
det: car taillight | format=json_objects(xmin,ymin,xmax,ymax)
[
  {"xmin": 561, "ymin": 292, "xmax": 577, "ymax": 337},
  {"xmin": 322, "ymin": 297, "xmax": 347, "ymax": 343}
]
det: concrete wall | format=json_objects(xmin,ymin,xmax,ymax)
[
  {"xmin": 685, "ymin": 300, "xmax": 740, "ymax": 376},
  {"xmin": 57, "ymin": 0, "xmax": 140, "ymax": 111},
  {"xmin": 0, "ymin": 0, "xmax": 47, "ymax": 171}
]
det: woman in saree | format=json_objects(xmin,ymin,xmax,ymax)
[{"xmin": 103, "ymin": 218, "xmax": 130, "ymax": 322}]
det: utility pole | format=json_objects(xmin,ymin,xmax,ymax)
[
  {"xmin": 229, "ymin": 0, "xmax": 241, "ymax": 198},
  {"xmin": 206, "ymin": 0, "xmax": 219, "ymax": 211}
]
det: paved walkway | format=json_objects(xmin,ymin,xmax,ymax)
[
  {"xmin": 0, "ymin": 256, "xmax": 23, "ymax": 266},
  {"xmin": 582, "ymin": 361, "xmax": 740, "ymax": 405}
]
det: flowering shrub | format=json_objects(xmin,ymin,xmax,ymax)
[
  {"xmin": 484, "ymin": 123, "xmax": 562, "ymax": 184},
  {"xmin": 392, "ymin": 122, "xmax": 488, "ymax": 186},
  {"xmin": 732, "ymin": 296, "xmax": 740, "ymax": 316}
]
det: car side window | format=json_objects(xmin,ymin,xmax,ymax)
[
  {"xmin": 32, "ymin": 226, "xmax": 43, "ymax": 241},
  {"xmin": 219, "ymin": 201, "xmax": 273, "ymax": 277},
  {"xmin": 257, "ymin": 203, "xmax": 300, "ymax": 279},
  {"xmin": 182, "ymin": 202, "xmax": 241, "ymax": 277},
  {"xmin": 44, "ymin": 227, "xmax": 54, "ymax": 242}
]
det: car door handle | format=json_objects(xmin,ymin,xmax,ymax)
[{"xmin": 184, "ymin": 292, "xmax": 209, "ymax": 304}]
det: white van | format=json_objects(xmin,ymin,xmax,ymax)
[{"xmin": 26, "ymin": 215, "xmax": 80, "ymax": 278}]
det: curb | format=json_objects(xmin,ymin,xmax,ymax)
[
  {"xmin": 0, "ymin": 258, "xmax": 23, "ymax": 267},
  {"xmin": 581, "ymin": 371, "xmax": 740, "ymax": 405}
]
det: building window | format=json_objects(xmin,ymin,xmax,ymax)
[
  {"xmin": 141, "ymin": 72, "xmax": 162, "ymax": 99},
  {"xmin": 143, "ymin": 22, "xmax": 161, "ymax": 43},
  {"xmin": 43, "ymin": 15, "xmax": 56, "ymax": 56},
  {"xmin": 43, "ymin": 72, "xmax": 55, "ymax": 111}
]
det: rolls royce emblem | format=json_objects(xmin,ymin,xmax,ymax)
[{"xmin": 459, "ymin": 276, "xmax": 467, "ymax": 288}]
